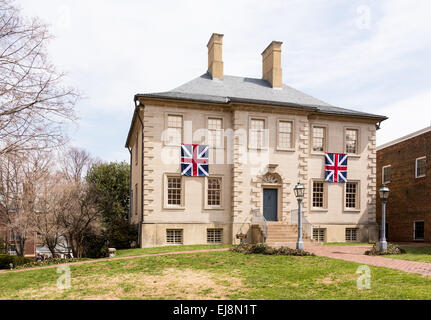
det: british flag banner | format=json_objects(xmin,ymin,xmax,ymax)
[
  {"xmin": 181, "ymin": 144, "xmax": 209, "ymax": 177},
  {"xmin": 325, "ymin": 153, "xmax": 348, "ymax": 183}
]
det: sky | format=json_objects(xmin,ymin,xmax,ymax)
[{"xmin": 16, "ymin": 0, "xmax": 431, "ymax": 162}]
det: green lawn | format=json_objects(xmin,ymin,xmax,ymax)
[
  {"xmin": 115, "ymin": 244, "xmax": 232, "ymax": 257},
  {"xmin": 2, "ymin": 250, "xmax": 431, "ymax": 300},
  {"xmin": 385, "ymin": 246, "xmax": 431, "ymax": 263},
  {"xmin": 324, "ymin": 242, "xmax": 372, "ymax": 246}
]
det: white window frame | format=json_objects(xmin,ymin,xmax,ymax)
[
  {"xmin": 382, "ymin": 165, "xmax": 391, "ymax": 184},
  {"xmin": 345, "ymin": 228, "xmax": 359, "ymax": 242},
  {"xmin": 310, "ymin": 124, "xmax": 328, "ymax": 154},
  {"xmin": 204, "ymin": 176, "xmax": 223, "ymax": 210},
  {"xmin": 343, "ymin": 181, "xmax": 360, "ymax": 212},
  {"xmin": 164, "ymin": 113, "xmax": 184, "ymax": 147},
  {"xmin": 415, "ymin": 156, "xmax": 426, "ymax": 178},
  {"xmin": 206, "ymin": 116, "xmax": 224, "ymax": 149},
  {"xmin": 207, "ymin": 228, "xmax": 223, "ymax": 244},
  {"xmin": 248, "ymin": 116, "xmax": 268, "ymax": 150},
  {"xmin": 344, "ymin": 127, "xmax": 360, "ymax": 156},
  {"xmin": 310, "ymin": 180, "xmax": 327, "ymax": 211},
  {"xmin": 313, "ymin": 228, "xmax": 326, "ymax": 242},
  {"xmin": 163, "ymin": 174, "xmax": 185, "ymax": 209},
  {"xmin": 166, "ymin": 229, "xmax": 183, "ymax": 244},
  {"xmin": 276, "ymin": 119, "xmax": 295, "ymax": 151}
]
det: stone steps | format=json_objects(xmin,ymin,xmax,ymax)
[{"xmin": 264, "ymin": 222, "xmax": 317, "ymax": 245}]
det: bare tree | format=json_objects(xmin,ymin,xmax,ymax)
[
  {"xmin": 56, "ymin": 147, "xmax": 101, "ymax": 258},
  {"xmin": 32, "ymin": 172, "xmax": 67, "ymax": 257},
  {"xmin": 0, "ymin": 150, "xmax": 50, "ymax": 256},
  {"xmin": 61, "ymin": 147, "xmax": 93, "ymax": 183},
  {"xmin": 0, "ymin": 0, "xmax": 77, "ymax": 156}
]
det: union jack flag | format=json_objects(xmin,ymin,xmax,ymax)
[
  {"xmin": 325, "ymin": 153, "xmax": 348, "ymax": 183},
  {"xmin": 181, "ymin": 144, "xmax": 209, "ymax": 177}
]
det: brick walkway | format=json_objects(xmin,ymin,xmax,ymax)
[
  {"xmin": 305, "ymin": 245, "xmax": 431, "ymax": 277},
  {"xmin": 3, "ymin": 245, "xmax": 431, "ymax": 277}
]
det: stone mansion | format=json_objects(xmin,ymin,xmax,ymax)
[{"xmin": 125, "ymin": 33, "xmax": 387, "ymax": 247}]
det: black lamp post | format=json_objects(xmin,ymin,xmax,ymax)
[
  {"xmin": 379, "ymin": 185, "xmax": 390, "ymax": 252},
  {"xmin": 294, "ymin": 182, "xmax": 305, "ymax": 250}
]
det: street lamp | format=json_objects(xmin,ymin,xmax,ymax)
[
  {"xmin": 379, "ymin": 185, "xmax": 390, "ymax": 252},
  {"xmin": 294, "ymin": 182, "xmax": 305, "ymax": 250}
]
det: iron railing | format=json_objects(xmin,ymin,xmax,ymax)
[
  {"xmin": 290, "ymin": 209, "xmax": 313, "ymax": 239},
  {"xmin": 251, "ymin": 209, "xmax": 268, "ymax": 242}
]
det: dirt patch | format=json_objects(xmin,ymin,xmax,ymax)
[
  {"xmin": 315, "ymin": 273, "xmax": 356, "ymax": 285},
  {"xmin": 13, "ymin": 268, "xmax": 245, "ymax": 300}
]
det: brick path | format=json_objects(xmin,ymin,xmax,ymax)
[
  {"xmin": 305, "ymin": 245, "xmax": 431, "ymax": 277},
  {"xmin": 3, "ymin": 245, "xmax": 431, "ymax": 278}
]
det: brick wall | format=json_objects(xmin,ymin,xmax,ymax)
[{"xmin": 377, "ymin": 130, "xmax": 431, "ymax": 242}]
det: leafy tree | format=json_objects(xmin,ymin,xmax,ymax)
[{"xmin": 86, "ymin": 161, "xmax": 137, "ymax": 249}]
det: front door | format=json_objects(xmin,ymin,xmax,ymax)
[{"xmin": 263, "ymin": 189, "xmax": 278, "ymax": 221}]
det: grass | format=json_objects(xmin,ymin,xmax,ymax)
[
  {"xmin": 2, "ymin": 250, "xmax": 431, "ymax": 299},
  {"xmin": 384, "ymin": 246, "xmax": 431, "ymax": 263},
  {"xmin": 115, "ymin": 244, "xmax": 233, "ymax": 257},
  {"xmin": 324, "ymin": 242, "xmax": 372, "ymax": 246}
]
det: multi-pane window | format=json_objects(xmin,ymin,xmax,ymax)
[
  {"xmin": 382, "ymin": 166, "xmax": 391, "ymax": 184},
  {"xmin": 207, "ymin": 229, "xmax": 223, "ymax": 244},
  {"xmin": 313, "ymin": 228, "xmax": 325, "ymax": 242},
  {"xmin": 207, "ymin": 177, "xmax": 221, "ymax": 206},
  {"xmin": 166, "ymin": 229, "xmax": 183, "ymax": 244},
  {"xmin": 416, "ymin": 157, "xmax": 426, "ymax": 178},
  {"xmin": 167, "ymin": 177, "xmax": 182, "ymax": 206},
  {"xmin": 312, "ymin": 127, "xmax": 326, "ymax": 152},
  {"xmin": 208, "ymin": 118, "xmax": 223, "ymax": 148},
  {"xmin": 312, "ymin": 181, "xmax": 324, "ymax": 208},
  {"xmin": 345, "ymin": 182, "xmax": 358, "ymax": 209},
  {"xmin": 345, "ymin": 129, "xmax": 358, "ymax": 154},
  {"xmin": 167, "ymin": 115, "xmax": 183, "ymax": 145},
  {"xmin": 346, "ymin": 228, "xmax": 358, "ymax": 242},
  {"xmin": 278, "ymin": 120, "xmax": 293, "ymax": 149},
  {"xmin": 249, "ymin": 119, "xmax": 265, "ymax": 149}
]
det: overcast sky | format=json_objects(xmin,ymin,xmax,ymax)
[{"xmin": 16, "ymin": 0, "xmax": 431, "ymax": 162}]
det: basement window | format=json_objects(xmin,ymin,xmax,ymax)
[
  {"xmin": 345, "ymin": 228, "xmax": 359, "ymax": 242},
  {"xmin": 166, "ymin": 229, "xmax": 183, "ymax": 244},
  {"xmin": 207, "ymin": 229, "xmax": 223, "ymax": 244},
  {"xmin": 313, "ymin": 228, "xmax": 325, "ymax": 242}
]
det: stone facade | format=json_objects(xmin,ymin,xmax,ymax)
[
  {"xmin": 127, "ymin": 101, "xmax": 381, "ymax": 246},
  {"xmin": 125, "ymin": 33, "xmax": 385, "ymax": 247},
  {"xmin": 376, "ymin": 127, "xmax": 431, "ymax": 242}
]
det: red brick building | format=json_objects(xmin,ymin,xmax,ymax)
[
  {"xmin": 377, "ymin": 126, "xmax": 431, "ymax": 242},
  {"xmin": 0, "ymin": 206, "xmax": 36, "ymax": 257}
]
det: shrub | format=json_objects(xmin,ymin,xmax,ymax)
[
  {"xmin": 15, "ymin": 258, "xmax": 88, "ymax": 270},
  {"xmin": 365, "ymin": 243, "xmax": 406, "ymax": 255},
  {"xmin": 230, "ymin": 243, "xmax": 315, "ymax": 256},
  {"xmin": 0, "ymin": 254, "xmax": 32, "ymax": 269}
]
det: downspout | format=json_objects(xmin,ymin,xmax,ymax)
[{"xmin": 135, "ymin": 98, "xmax": 145, "ymax": 248}]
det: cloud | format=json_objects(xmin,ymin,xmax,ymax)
[
  {"xmin": 14, "ymin": 0, "xmax": 431, "ymax": 162},
  {"xmin": 377, "ymin": 90, "xmax": 431, "ymax": 146}
]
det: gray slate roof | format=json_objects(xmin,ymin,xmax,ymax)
[{"xmin": 136, "ymin": 73, "xmax": 386, "ymax": 120}]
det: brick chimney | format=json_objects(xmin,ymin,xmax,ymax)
[
  {"xmin": 261, "ymin": 41, "xmax": 283, "ymax": 88},
  {"xmin": 207, "ymin": 33, "xmax": 224, "ymax": 79}
]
